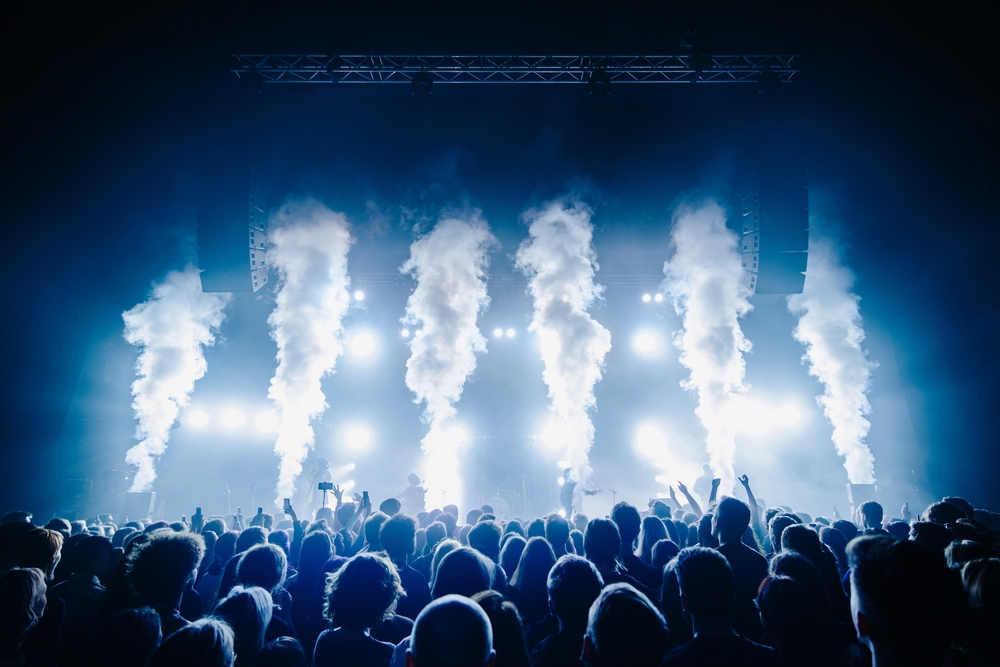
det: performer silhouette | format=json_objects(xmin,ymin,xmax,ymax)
[{"xmin": 560, "ymin": 468, "xmax": 600, "ymax": 518}]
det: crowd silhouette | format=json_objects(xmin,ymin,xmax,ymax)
[{"xmin": 0, "ymin": 475, "xmax": 998, "ymax": 667}]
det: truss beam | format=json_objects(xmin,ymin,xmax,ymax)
[{"xmin": 231, "ymin": 54, "xmax": 799, "ymax": 84}]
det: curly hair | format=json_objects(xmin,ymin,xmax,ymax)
[
  {"xmin": 127, "ymin": 531, "xmax": 205, "ymax": 607},
  {"xmin": 324, "ymin": 552, "xmax": 403, "ymax": 630}
]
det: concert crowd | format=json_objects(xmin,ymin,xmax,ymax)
[{"xmin": 0, "ymin": 475, "xmax": 997, "ymax": 667}]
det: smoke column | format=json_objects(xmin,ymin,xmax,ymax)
[
  {"xmin": 402, "ymin": 213, "xmax": 496, "ymax": 511},
  {"xmin": 662, "ymin": 202, "xmax": 752, "ymax": 492},
  {"xmin": 267, "ymin": 200, "xmax": 353, "ymax": 506},
  {"xmin": 787, "ymin": 239, "xmax": 876, "ymax": 483},
  {"xmin": 515, "ymin": 199, "xmax": 611, "ymax": 485},
  {"xmin": 123, "ymin": 266, "xmax": 230, "ymax": 492}
]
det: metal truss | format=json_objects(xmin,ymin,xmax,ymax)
[{"xmin": 231, "ymin": 54, "xmax": 799, "ymax": 84}]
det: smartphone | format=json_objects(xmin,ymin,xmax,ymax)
[
  {"xmin": 257, "ymin": 507, "xmax": 263, "ymax": 515},
  {"xmin": 362, "ymin": 491, "xmax": 370, "ymax": 505},
  {"xmin": 283, "ymin": 498, "xmax": 291, "ymax": 513},
  {"xmin": 237, "ymin": 507, "xmax": 242, "ymax": 515}
]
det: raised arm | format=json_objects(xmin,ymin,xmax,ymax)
[
  {"xmin": 677, "ymin": 481, "xmax": 703, "ymax": 518},
  {"xmin": 708, "ymin": 478, "xmax": 721, "ymax": 512},
  {"xmin": 738, "ymin": 475, "xmax": 761, "ymax": 531}
]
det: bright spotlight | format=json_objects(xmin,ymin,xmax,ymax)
[
  {"xmin": 342, "ymin": 479, "xmax": 356, "ymax": 492},
  {"xmin": 642, "ymin": 293, "xmax": 651, "ymax": 302},
  {"xmin": 187, "ymin": 409, "xmax": 210, "ymax": 428},
  {"xmin": 354, "ymin": 290, "xmax": 365, "ymax": 301},
  {"xmin": 346, "ymin": 463, "xmax": 356, "ymax": 471},
  {"xmin": 345, "ymin": 427, "xmax": 372, "ymax": 450},
  {"xmin": 506, "ymin": 328, "xmax": 515, "ymax": 338},
  {"xmin": 351, "ymin": 332, "xmax": 376, "ymax": 357},
  {"xmin": 654, "ymin": 293, "xmax": 664, "ymax": 302},
  {"xmin": 557, "ymin": 477, "xmax": 566, "ymax": 486},
  {"xmin": 634, "ymin": 424, "xmax": 668, "ymax": 459},
  {"xmin": 494, "ymin": 328, "xmax": 503, "ymax": 338},
  {"xmin": 254, "ymin": 411, "xmax": 279, "ymax": 433},
  {"xmin": 633, "ymin": 330, "xmax": 659, "ymax": 355},
  {"xmin": 221, "ymin": 408, "xmax": 246, "ymax": 430},
  {"xmin": 401, "ymin": 329, "xmax": 410, "ymax": 338}
]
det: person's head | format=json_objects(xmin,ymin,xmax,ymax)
[
  {"xmin": 112, "ymin": 527, "xmax": 138, "ymax": 550},
  {"xmin": 651, "ymin": 539, "xmax": 680, "ymax": 570},
  {"xmin": 325, "ymin": 552, "xmax": 403, "ymax": 630},
  {"xmin": 583, "ymin": 583, "xmax": 668, "ymax": 667},
  {"xmin": 503, "ymin": 520, "xmax": 525, "ymax": 538},
  {"xmin": 471, "ymin": 591, "xmax": 530, "ymax": 667},
  {"xmin": 756, "ymin": 576, "xmax": 821, "ymax": 653},
  {"xmin": 44, "ymin": 518, "xmax": 71, "ymax": 539},
  {"xmin": 407, "ymin": 595, "xmax": 495, "ymax": 667},
  {"xmin": 14, "ymin": 528, "xmax": 63, "ymax": 577},
  {"xmin": 251, "ymin": 637, "xmax": 308, "ymax": 667},
  {"xmin": 334, "ymin": 502, "xmax": 356, "ymax": 528},
  {"xmin": 1, "ymin": 511, "xmax": 31, "ymax": 526},
  {"xmin": 945, "ymin": 540, "xmax": 998, "ymax": 569},
  {"xmin": 443, "ymin": 504, "xmax": 460, "ymax": 519},
  {"xmin": 298, "ymin": 531, "xmax": 333, "ymax": 574},
  {"xmin": 848, "ymin": 535, "xmax": 963, "ymax": 665},
  {"xmin": 961, "ymin": 557, "xmax": 1000, "ymax": 611},
  {"xmin": 439, "ymin": 512, "xmax": 458, "ymax": 538},
  {"xmin": 432, "ymin": 547, "xmax": 492, "ymax": 599},
  {"xmin": 128, "ymin": 531, "xmax": 205, "ymax": 608},
  {"xmin": 544, "ymin": 515, "xmax": 571, "ymax": 554},
  {"xmin": 429, "ymin": 539, "xmax": 462, "ymax": 586},
  {"xmin": 858, "ymin": 501, "xmax": 883, "ymax": 530},
  {"xmin": 214, "ymin": 587, "xmax": 273, "ymax": 666},
  {"xmin": 468, "ymin": 521, "xmax": 503, "ymax": 563},
  {"xmin": 941, "ymin": 497, "xmax": 975, "ymax": 520},
  {"xmin": 769, "ymin": 551, "xmax": 830, "ymax": 609},
  {"xmin": 767, "ymin": 514, "xmax": 799, "ymax": 553},
  {"xmin": 70, "ymin": 534, "xmax": 113, "ymax": 576},
  {"xmin": 363, "ymin": 511, "xmax": 389, "ymax": 551},
  {"xmin": 909, "ymin": 521, "xmax": 954, "ymax": 554},
  {"xmin": 408, "ymin": 473, "xmax": 422, "ymax": 487},
  {"xmin": 510, "ymin": 536, "xmax": 556, "ymax": 594},
  {"xmin": 148, "ymin": 618, "xmax": 235, "ymax": 667},
  {"xmin": 570, "ymin": 530, "xmax": 585, "ymax": 558},
  {"xmin": 547, "ymin": 555, "xmax": 603, "ymax": 631},
  {"xmin": 458, "ymin": 525, "xmax": 472, "ymax": 546},
  {"xmin": 610, "ymin": 503, "xmax": 641, "ymax": 542},
  {"xmin": 780, "ymin": 524, "xmax": 823, "ymax": 568},
  {"xmin": 88, "ymin": 607, "xmax": 162, "ymax": 667},
  {"xmin": 380, "ymin": 498, "xmax": 402, "ymax": 517},
  {"xmin": 236, "ymin": 543, "xmax": 287, "ymax": 593},
  {"xmin": 0, "ymin": 568, "xmax": 46, "ymax": 652},
  {"xmin": 235, "ymin": 526, "xmax": 267, "ymax": 554},
  {"xmin": 712, "ymin": 497, "xmax": 751, "ymax": 544},
  {"xmin": 673, "ymin": 547, "xmax": 734, "ymax": 621},
  {"xmin": 649, "ymin": 501, "xmax": 671, "ymax": 520},
  {"xmin": 572, "ymin": 513, "xmax": 589, "ymax": 534},
  {"xmin": 204, "ymin": 518, "xmax": 227, "ymax": 536},
  {"xmin": 584, "ymin": 519, "xmax": 621, "ymax": 571},
  {"xmin": 466, "ymin": 509, "xmax": 484, "ymax": 526},
  {"xmin": 425, "ymin": 521, "xmax": 448, "ymax": 552},
  {"xmin": 885, "ymin": 520, "xmax": 910, "ymax": 540},
  {"xmin": 637, "ymin": 516, "xmax": 667, "ymax": 563},
  {"xmin": 380, "ymin": 514, "xmax": 418, "ymax": 563},
  {"xmin": 499, "ymin": 535, "xmax": 526, "ymax": 578},
  {"xmin": 525, "ymin": 518, "xmax": 545, "ymax": 539},
  {"xmin": 925, "ymin": 501, "xmax": 966, "ymax": 526}
]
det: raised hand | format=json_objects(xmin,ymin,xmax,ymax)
[
  {"xmin": 901, "ymin": 502, "xmax": 911, "ymax": 522},
  {"xmin": 738, "ymin": 475, "xmax": 750, "ymax": 487},
  {"xmin": 332, "ymin": 485, "xmax": 344, "ymax": 504},
  {"xmin": 711, "ymin": 478, "xmax": 721, "ymax": 489},
  {"xmin": 677, "ymin": 481, "xmax": 689, "ymax": 495}
]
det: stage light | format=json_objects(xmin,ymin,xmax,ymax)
[
  {"xmin": 654, "ymin": 293, "xmax": 664, "ymax": 302},
  {"xmin": 346, "ymin": 427, "xmax": 371, "ymax": 450},
  {"xmin": 642, "ymin": 294, "xmax": 651, "ymax": 302},
  {"xmin": 401, "ymin": 329, "xmax": 410, "ymax": 338},
  {"xmin": 354, "ymin": 290, "xmax": 365, "ymax": 301},
  {"xmin": 254, "ymin": 411, "xmax": 279, "ymax": 433},
  {"xmin": 494, "ymin": 328, "xmax": 503, "ymax": 338},
  {"xmin": 351, "ymin": 332, "xmax": 376, "ymax": 357},
  {"xmin": 633, "ymin": 330, "xmax": 659, "ymax": 355},
  {"xmin": 557, "ymin": 476, "xmax": 565, "ymax": 486},
  {"xmin": 221, "ymin": 408, "xmax": 246, "ymax": 429},
  {"xmin": 342, "ymin": 479, "xmax": 356, "ymax": 492},
  {"xmin": 634, "ymin": 424, "xmax": 668, "ymax": 459},
  {"xmin": 506, "ymin": 328, "xmax": 515, "ymax": 338},
  {"xmin": 187, "ymin": 409, "xmax": 210, "ymax": 428}
]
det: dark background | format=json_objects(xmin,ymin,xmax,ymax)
[{"xmin": 1, "ymin": 1, "xmax": 997, "ymax": 519}]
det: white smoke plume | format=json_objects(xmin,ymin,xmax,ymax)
[
  {"xmin": 787, "ymin": 239, "xmax": 876, "ymax": 483},
  {"xmin": 662, "ymin": 202, "xmax": 752, "ymax": 493},
  {"xmin": 515, "ymin": 199, "xmax": 612, "ymax": 485},
  {"xmin": 402, "ymin": 212, "xmax": 496, "ymax": 511},
  {"xmin": 123, "ymin": 266, "xmax": 230, "ymax": 492},
  {"xmin": 267, "ymin": 200, "xmax": 353, "ymax": 507}
]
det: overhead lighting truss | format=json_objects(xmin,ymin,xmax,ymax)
[{"xmin": 230, "ymin": 54, "xmax": 799, "ymax": 85}]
